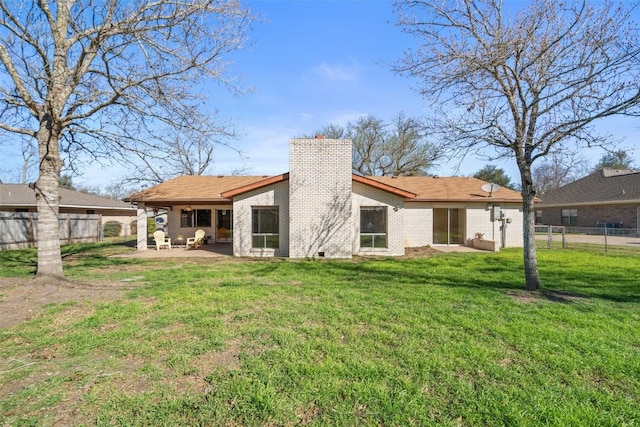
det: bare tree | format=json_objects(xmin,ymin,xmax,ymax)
[
  {"xmin": 393, "ymin": 0, "xmax": 640, "ymax": 290},
  {"xmin": 533, "ymin": 151, "xmax": 589, "ymax": 194},
  {"xmin": 317, "ymin": 113, "xmax": 442, "ymax": 176},
  {"xmin": 350, "ymin": 115, "xmax": 389, "ymax": 175},
  {"xmin": 314, "ymin": 123, "xmax": 346, "ymax": 140},
  {"xmin": 0, "ymin": 0, "xmax": 254, "ymax": 277},
  {"xmin": 116, "ymin": 111, "xmax": 241, "ymax": 186},
  {"xmin": 19, "ymin": 138, "xmax": 37, "ymax": 183},
  {"xmin": 0, "ymin": 134, "xmax": 37, "ymax": 183}
]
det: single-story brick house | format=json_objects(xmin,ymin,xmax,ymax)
[
  {"xmin": 126, "ymin": 138, "xmax": 526, "ymax": 257},
  {"xmin": 536, "ymin": 169, "xmax": 640, "ymax": 229}
]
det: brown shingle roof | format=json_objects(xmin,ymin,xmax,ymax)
[
  {"xmin": 352, "ymin": 175, "xmax": 417, "ymax": 199},
  {"xmin": 365, "ymin": 176, "xmax": 524, "ymax": 202},
  {"xmin": 220, "ymin": 174, "xmax": 289, "ymax": 199},
  {"xmin": 538, "ymin": 169, "xmax": 640, "ymax": 206},
  {"xmin": 125, "ymin": 175, "xmax": 270, "ymax": 204},
  {"xmin": 126, "ymin": 174, "xmax": 525, "ymax": 204}
]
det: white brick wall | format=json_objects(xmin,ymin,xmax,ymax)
[
  {"xmin": 403, "ymin": 202, "xmax": 433, "ymax": 248},
  {"xmin": 466, "ymin": 205, "xmax": 496, "ymax": 244},
  {"xmin": 232, "ymin": 182, "xmax": 289, "ymax": 257},
  {"xmin": 352, "ymin": 181, "xmax": 405, "ymax": 256},
  {"xmin": 288, "ymin": 138, "xmax": 353, "ymax": 258},
  {"xmin": 404, "ymin": 202, "xmax": 523, "ymax": 248},
  {"xmin": 465, "ymin": 204, "xmax": 524, "ymax": 248}
]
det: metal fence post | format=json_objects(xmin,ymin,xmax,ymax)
[
  {"xmin": 562, "ymin": 226, "xmax": 566, "ymax": 249},
  {"xmin": 547, "ymin": 225, "xmax": 552, "ymax": 249},
  {"xmin": 604, "ymin": 225, "xmax": 608, "ymax": 253}
]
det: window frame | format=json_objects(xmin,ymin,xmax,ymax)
[
  {"xmin": 180, "ymin": 209, "xmax": 212, "ymax": 228},
  {"xmin": 360, "ymin": 206, "xmax": 388, "ymax": 249},
  {"xmin": 561, "ymin": 208, "xmax": 578, "ymax": 226},
  {"xmin": 251, "ymin": 206, "xmax": 279, "ymax": 249}
]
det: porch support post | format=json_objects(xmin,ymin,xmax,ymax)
[{"xmin": 137, "ymin": 202, "xmax": 147, "ymax": 250}]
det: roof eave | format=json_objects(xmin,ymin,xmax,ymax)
[
  {"xmin": 352, "ymin": 175, "xmax": 417, "ymax": 199},
  {"xmin": 128, "ymin": 198, "xmax": 232, "ymax": 204},
  {"xmin": 538, "ymin": 199, "xmax": 640, "ymax": 208},
  {"xmin": 408, "ymin": 198, "xmax": 525, "ymax": 203},
  {"xmin": 220, "ymin": 173, "xmax": 289, "ymax": 199}
]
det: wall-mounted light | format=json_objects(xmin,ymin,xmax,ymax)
[{"xmin": 184, "ymin": 206, "xmax": 193, "ymax": 212}]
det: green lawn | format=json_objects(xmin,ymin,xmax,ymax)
[{"xmin": 1, "ymin": 243, "xmax": 639, "ymax": 426}]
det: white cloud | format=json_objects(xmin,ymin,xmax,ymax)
[
  {"xmin": 327, "ymin": 110, "xmax": 368, "ymax": 126},
  {"xmin": 311, "ymin": 60, "xmax": 360, "ymax": 82}
]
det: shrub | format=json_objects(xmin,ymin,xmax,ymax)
[
  {"xmin": 103, "ymin": 221, "xmax": 123, "ymax": 238},
  {"xmin": 147, "ymin": 218, "xmax": 156, "ymax": 234},
  {"xmin": 130, "ymin": 219, "xmax": 137, "ymax": 235}
]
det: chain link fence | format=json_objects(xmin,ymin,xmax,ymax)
[{"xmin": 535, "ymin": 225, "xmax": 640, "ymax": 254}]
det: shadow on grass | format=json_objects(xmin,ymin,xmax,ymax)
[
  {"xmin": 249, "ymin": 253, "xmax": 640, "ymax": 304},
  {"xmin": 0, "ymin": 248, "xmax": 37, "ymax": 276},
  {"xmin": 0, "ymin": 240, "xmax": 142, "ymax": 278},
  {"xmin": 61, "ymin": 240, "xmax": 127, "ymax": 258}
]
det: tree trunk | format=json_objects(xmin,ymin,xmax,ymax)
[
  {"xmin": 521, "ymin": 181, "xmax": 541, "ymax": 290},
  {"xmin": 35, "ymin": 123, "xmax": 64, "ymax": 278}
]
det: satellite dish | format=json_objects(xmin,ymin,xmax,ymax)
[{"xmin": 481, "ymin": 183, "xmax": 501, "ymax": 197}]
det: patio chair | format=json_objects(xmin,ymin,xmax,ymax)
[
  {"xmin": 153, "ymin": 230, "xmax": 171, "ymax": 250},
  {"xmin": 186, "ymin": 229, "xmax": 206, "ymax": 249}
]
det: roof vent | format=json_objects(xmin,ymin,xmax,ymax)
[{"xmin": 314, "ymin": 135, "xmax": 325, "ymax": 139}]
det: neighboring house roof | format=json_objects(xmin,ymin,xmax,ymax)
[
  {"xmin": 538, "ymin": 169, "xmax": 640, "ymax": 207},
  {"xmin": 0, "ymin": 183, "xmax": 136, "ymax": 212},
  {"xmin": 126, "ymin": 174, "xmax": 524, "ymax": 204},
  {"xmin": 366, "ymin": 176, "xmax": 524, "ymax": 203}
]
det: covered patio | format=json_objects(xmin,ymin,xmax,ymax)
[{"xmin": 118, "ymin": 242, "xmax": 233, "ymax": 259}]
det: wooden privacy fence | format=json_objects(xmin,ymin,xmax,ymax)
[{"xmin": 0, "ymin": 212, "xmax": 102, "ymax": 250}]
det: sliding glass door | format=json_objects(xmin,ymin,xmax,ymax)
[
  {"xmin": 216, "ymin": 209, "xmax": 233, "ymax": 242},
  {"xmin": 433, "ymin": 208, "xmax": 463, "ymax": 245}
]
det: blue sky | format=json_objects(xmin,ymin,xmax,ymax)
[
  {"xmin": 209, "ymin": 0, "xmax": 639, "ymax": 183},
  {"xmin": 2, "ymin": 0, "xmax": 639, "ymax": 188},
  {"xmin": 205, "ymin": 0, "xmax": 430, "ymax": 177}
]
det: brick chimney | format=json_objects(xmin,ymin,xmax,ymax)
[{"xmin": 288, "ymin": 138, "xmax": 353, "ymax": 258}]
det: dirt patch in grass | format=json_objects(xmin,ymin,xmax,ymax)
[
  {"xmin": 506, "ymin": 289, "xmax": 588, "ymax": 304},
  {"xmin": 0, "ymin": 276, "xmax": 143, "ymax": 329},
  {"xmin": 403, "ymin": 246, "xmax": 441, "ymax": 257}
]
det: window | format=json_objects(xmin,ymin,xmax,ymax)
[
  {"xmin": 360, "ymin": 207, "xmax": 387, "ymax": 248},
  {"xmin": 535, "ymin": 210, "xmax": 542, "ymax": 225},
  {"xmin": 561, "ymin": 209, "xmax": 577, "ymax": 225},
  {"xmin": 252, "ymin": 207, "xmax": 279, "ymax": 249},
  {"xmin": 180, "ymin": 209, "xmax": 211, "ymax": 227}
]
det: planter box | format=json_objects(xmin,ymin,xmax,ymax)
[{"xmin": 472, "ymin": 238, "xmax": 499, "ymax": 252}]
